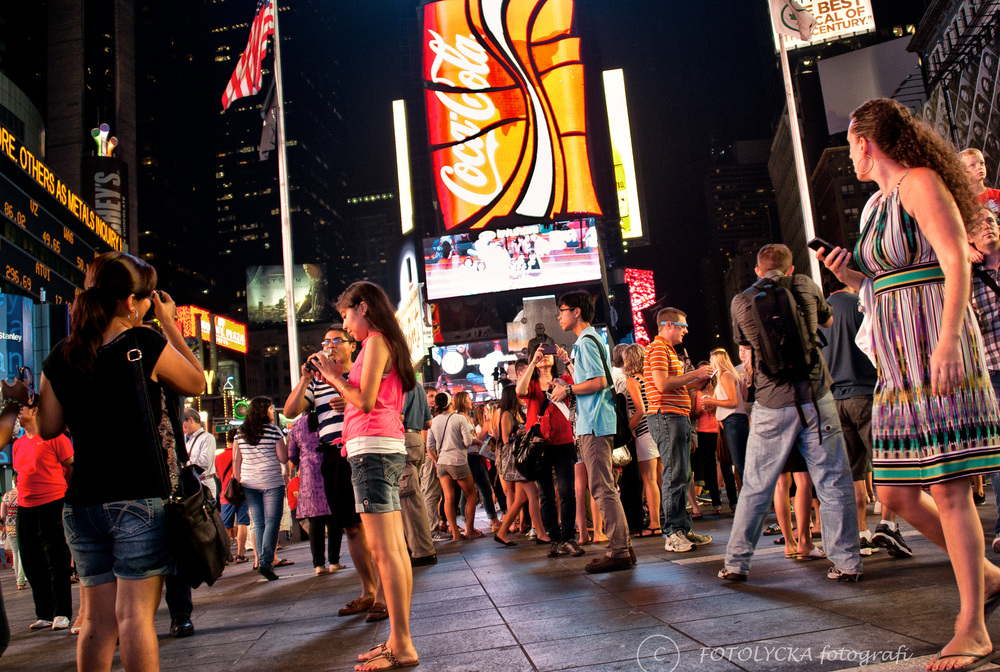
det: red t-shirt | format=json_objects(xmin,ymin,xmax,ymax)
[
  {"xmin": 215, "ymin": 448, "xmax": 234, "ymax": 504},
  {"xmin": 12, "ymin": 433, "xmax": 73, "ymax": 507},
  {"xmin": 519, "ymin": 376, "xmax": 575, "ymax": 445},
  {"xmin": 979, "ymin": 188, "xmax": 1000, "ymax": 213}
]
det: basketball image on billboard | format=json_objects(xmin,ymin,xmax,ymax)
[{"xmin": 422, "ymin": 0, "xmax": 602, "ymax": 231}]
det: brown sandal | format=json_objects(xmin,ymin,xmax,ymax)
[
  {"xmin": 366, "ymin": 602, "xmax": 389, "ymax": 622},
  {"xmin": 338, "ymin": 595, "xmax": 375, "ymax": 616},
  {"xmin": 355, "ymin": 645, "xmax": 418, "ymax": 671}
]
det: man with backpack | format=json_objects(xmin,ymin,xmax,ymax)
[{"xmin": 720, "ymin": 244, "xmax": 861, "ymax": 582}]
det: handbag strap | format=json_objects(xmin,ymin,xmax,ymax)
[
  {"xmin": 126, "ymin": 330, "xmax": 173, "ymax": 495},
  {"xmin": 583, "ymin": 334, "xmax": 616, "ymax": 398},
  {"xmin": 975, "ymin": 265, "xmax": 1000, "ymax": 298}
]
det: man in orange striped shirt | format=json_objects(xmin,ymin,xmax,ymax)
[{"xmin": 643, "ymin": 308, "xmax": 714, "ymax": 553}]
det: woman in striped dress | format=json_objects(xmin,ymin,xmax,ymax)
[{"xmin": 821, "ymin": 98, "xmax": 1000, "ymax": 671}]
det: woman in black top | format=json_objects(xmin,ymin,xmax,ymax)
[{"xmin": 36, "ymin": 252, "xmax": 204, "ymax": 672}]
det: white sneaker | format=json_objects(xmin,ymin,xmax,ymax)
[
  {"xmin": 664, "ymin": 530, "xmax": 694, "ymax": 552},
  {"xmin": 52, "ymin": 616, "xmax": 70, "ymax": 630},
  {"xmin": 686, "ymin": 531, "xmax": 713, "ymax": 546},
  {"xmin": 28, "ymin": 619, "xmax": 53, "ymax": 630}
]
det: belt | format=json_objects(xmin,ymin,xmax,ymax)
[
  {"xmin": 405, "ymin": 429, "xmax": 422, "ymax": 433},
  {"xmin": 872, "ymin": 262, "xmax": 944, "ymax": 296}
]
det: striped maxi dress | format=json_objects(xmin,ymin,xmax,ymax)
[{"xmin": 854, "ymin": 175, "xmax": 1000, "ymax": 485}]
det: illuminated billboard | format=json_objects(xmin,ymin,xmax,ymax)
[
  {"xmin": 431, "ymin": 339, "xmax": 517, "ymax": 401},
  {"xmin": 423, "ymin": 219, "xmax": 601, "ymax": 300},
  {"xmin": 422, "ymin": 0, "xmax": 601, "ymax": 231},
  {"xmin": 246, "ymin": 264, "xmax": 329, "ymax": 324},
  {"xmin": 624, "ymin": 268, "xmax": 655, "ymax": 343},
  {"xmin": 771, "ymin": 0, "xmax": 874, "ymax": 51},
  {"xmin": 176, "ymin": 305, "xmax": 248, "ymax": 354}
]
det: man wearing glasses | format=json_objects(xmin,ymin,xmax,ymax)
[
  {"xmin": 643, "ymin": 309, "xmax": 714, "ymax": 553},
  {"xmin": 284, "ymin": 325, "xmax": 377, "ymax": 614},
  {"xmin": 549, "ymin": 291, "xmax": 634, "ymax": 572}
]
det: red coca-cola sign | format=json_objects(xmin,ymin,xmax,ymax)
[{"xmin": 422, "ymin": 0, "xmax": 602, "ymax": 231}]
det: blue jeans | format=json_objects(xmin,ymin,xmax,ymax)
[
  {"xmin": 723, "ymin": 392, "xmax": 861, "ymax": 575},
  {"xmin": 243, "ymin": 485, "xmax": 285, "ymax": 570},
  {"xmin": 721, "ymin": 412, "xmax": 750, "ymax": 480},
  {"xmin": 535, "ymin": 443, "xmax": 577, "ymax": 543},
  {"xmin": 467, "ymin": 453, "xmax": 498, "ymax": 520},
  {"xmin": 647, "ymin": 413, "xmax": 692, "ymax": 536}
]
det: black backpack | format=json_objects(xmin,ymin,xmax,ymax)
[{"xmin": 748, "ymin": 274, "xmax": 816, "ymax": 382}]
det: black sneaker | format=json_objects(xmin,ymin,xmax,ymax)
[
  {"xmin": 559, "ymin": 540, "xmax": 586, "ymax": 557},
  {"xmin": 872, "ymin": 523, "xmax": 913, "ymax": 558},
  {"xmin": 410, "ymin": 554, "xmax": 438, "ymax": 567},
  {"xmin": 547, "ymin": 542, "xmax": 561, "ymax": 558}
]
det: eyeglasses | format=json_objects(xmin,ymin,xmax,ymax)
[
  {"xmin": 659, "ymin": 321, "xmax": 688, "ymax": 329},
  {"xmin": 557, "ymin": 307, "xmax": 574, "ymax": 315},
  {"xmin": 321, "ymin": 338, "xmax": 348, "ymax": 347}
]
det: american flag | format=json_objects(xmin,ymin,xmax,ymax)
[{"xmin": 221, "ymin": 0, "xmax": 275, "ymax": 111}]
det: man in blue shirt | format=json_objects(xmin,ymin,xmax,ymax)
[{"xmin": 550, "ymin": 290, "xmax": 635, "ymax": 572}]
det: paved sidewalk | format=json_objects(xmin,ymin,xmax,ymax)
[{"xmin": 3, "ymin": 504, "xmax": 1000, "ymax": 672}]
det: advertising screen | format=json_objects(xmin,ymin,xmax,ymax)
[
  {"xmin": 0, "ymin": 293, "xmax": 33, "ymax": 383},
  {"xmin": 421, "ymin": 0, "xmax": 601, "ymax": 231},
  {"xmin": 770, "ymin": 0, "xmax": 874, "ymax": 51},
  {"xmin": 424, "ymin": 219, "xmax": 601, "ymax": 300},
  {"xmin": 246, "ymin": 264, "xmax": 329, "ymax": 324},
  {"xmin": 175, "ymin": 305, "xmax": 248, "ymax": 354},
  {"xmin": 430, "ymin": 339, "xmax": 517, "ymax": 401}
]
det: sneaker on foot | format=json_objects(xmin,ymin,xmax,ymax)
[
  {"xmin": 718, "ymin": 567, "xmax": 747, "ymax": 582},
  {"xmin": 52, "ymin": 616, "xmax": 70, "ymax": 630},
  {"xmin": 547, "ymin": 542, "xmax": 561, "ymax": 558},
  {"xmin": 526, "ymin": 527, "xmax": 538, "ymax": 540},
  {"xmin": 559, "ymin": 540, "xmax": 586, "ymax": 557},
  {"xmin": 827, "ymin": 567, "xmax": 863, "ymax": 582},
  {"xmin": 664, "ymin": 530, "xmax": 694, "ymax": 552},
  {"xmin": 431, "ymin": 530, "xmax": 452, "ymax": 541},
  {"xmin": 686, "ymin": 531, "xmax": 713, "ymax": 546},
  {"xmin": 872, "ymin": 523, "xmax": 913, "ymax": 558},
  {"xmin": 28, "ymin": 620, "xmax": 53, "ymax": 630}
]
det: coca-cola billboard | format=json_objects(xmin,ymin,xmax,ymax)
[{"xmin": 422, "ymin": 0, "xmax": 602, "ymax": 231}]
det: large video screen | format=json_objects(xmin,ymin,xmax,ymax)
[
  {"xmin": 424, "ymin": 219, "xmax": 601, "ymax": 300},
  {"xmin": 246, "ymin": 264, "xmax": 329, "ymax": 325},
  {"xmin": 430, "ymin": 339, "xmax": 517, "ymax": 401}
]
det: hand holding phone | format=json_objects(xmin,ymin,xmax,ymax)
[
  {"xmin": 540, "ymin": 343, "xmax": 557, "ymax": 355},
  {"xmin": 807, "ymin": 237, "xmax": 837, "ymax": 252}
]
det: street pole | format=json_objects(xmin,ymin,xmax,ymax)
[
  {"xmin": 272, "ymin": 4, "xmax": 300, "ymax": 385},
  {"xmin": 778, "ymin": 38, "xmax": 822, "ymax": 285}
]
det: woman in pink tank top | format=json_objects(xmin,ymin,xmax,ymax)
[{"xmin": 325, "ymin": 281, "xmax": 418, "ymax": 672}]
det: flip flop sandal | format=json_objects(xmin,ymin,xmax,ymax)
[
  {"xmin": 359, "ymin": 643, "xmax": 387, "ymax": 662},
  {"xmin": 465, "ymin": 530, "xmax": 485, "ymax": 539},
  {"xmin": 930, "ymin": 649, "xmax": 1000, "ymax": 672},
  {"xmin": 233, "ymin": 555, "xmax": 249, "ymax": 564},
  {"xmin": 794, "ymin": 547, "xmax": 826, "ymax": 561},
  {"xmin": 356, "ymin": 646, "xmax": 419, "ymax": 671},
  {"xmin": 273, "ymin": 559, "xmax": 294, "ymax": 567}
]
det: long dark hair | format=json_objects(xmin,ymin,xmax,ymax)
[
  {"xmin": 335, "ymin": 281, "xmax": 416, "ymax": 391},
  {"xmin": 498, "ymin": 385, "xmax": 523, "ymax": 423},
  {"xmin": 851, "ymin": 98, "xmax": 979, "ymax": 232},
  {"xmin": 238, "ymin": 396, "xmax": 274, "ymax": 445},
  {"xmin": 66, "ymin": 251, "xmax": 156, "ymax": 374}
]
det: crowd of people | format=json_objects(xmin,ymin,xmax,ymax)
[{"xmin": 5, "ymin": 97, "xmax": 1000, "ymax": 671}]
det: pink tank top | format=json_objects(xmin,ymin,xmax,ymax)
[{"xmin": 343, "ymin": 332, "xmax": 404, "ymax": 444}]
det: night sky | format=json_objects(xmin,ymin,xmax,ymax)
[{"xmin": 323, "ymin": 1, "xmax": 778, "ymax": 352}]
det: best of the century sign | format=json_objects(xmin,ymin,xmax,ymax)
[{"xmin": 771, "ymin": 0, "xmax": 875, "ymax": 51}]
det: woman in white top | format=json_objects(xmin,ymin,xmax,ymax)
[
  {"xmin": 233, "ymin": 396, "xmax": 288, "ymax": 580},
  {"xmin": 700, "ymin": 348, "xmax": 748, "ymax": 513},
  {"xmin": 427, "ymin": 393, "xmax": 483, "ymax": 540}
]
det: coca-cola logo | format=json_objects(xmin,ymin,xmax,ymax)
[
  {"xmin": 427, "ymin": 31, "xmax": 503, "ymax": 207},
  {"xmin": 422, "ymin": 0, "xmax": 601, "ymax": 231}
]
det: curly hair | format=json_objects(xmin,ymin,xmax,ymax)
[
  {"xmin": 851, "ymin": 98, "xmax": 979, "ymax": 232},
  {"xmin": 238, "ymin": 396, "xmax": 274, "ymax": 445}
]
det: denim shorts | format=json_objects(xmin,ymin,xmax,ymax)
[
  {"xmin": 220, "ymin": 500, "xmax": 251, "ymax": 528},
  {"xmin": 348, "ymin": 453, "xmax": 405, "ymax": 513},
  {"xmin": 62, "ymin": 498, "xmax": 171, "ymax": 587}
]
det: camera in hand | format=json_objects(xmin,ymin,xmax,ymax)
[{"xmin": 305, "ymin": 351, "xmax": 328, "ymax": 374}]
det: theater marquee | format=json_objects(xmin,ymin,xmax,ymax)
[{"xmin": 422, "ymin": 0, "xmax": 601, "ymax": 231}]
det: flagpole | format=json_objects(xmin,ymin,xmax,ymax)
[
  {"xmin": 778, "ymin": 36, "xmax": 822, "ymax": 285},
  {"xmin": 271, "ymin": 3, "xmax": 301, "ymax": 386}
]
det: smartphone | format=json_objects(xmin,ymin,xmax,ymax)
[
  {"xmin": 540, "ymin": 343, "xmax": 557, "ymax": 355},
  {"xmin": 807, "ymin": 237, "xmax": 837, "ymax": 252}
]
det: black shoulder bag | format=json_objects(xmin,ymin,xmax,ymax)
[
  {"xmin": 128, "ymin": 331, "xmax": 231, "ymax": 588},
  {"xmin": 583, "ymin": 334, "xmax": 634, "ymax": 449}
]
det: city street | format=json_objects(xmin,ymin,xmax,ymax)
[{"xmin": 3, "ymin": 500, "xmax": 1000, "ymax": 672}]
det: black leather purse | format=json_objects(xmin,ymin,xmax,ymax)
[{"xmin": 128, "ymin": 331, "xmax": 231, "ymax": 588}]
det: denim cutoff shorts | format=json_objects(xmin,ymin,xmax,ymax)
[
  {"xmin": 62, "ymin": 498, "xmax": 171, "ymax": 587},
  {"xmin": 220, "ymin": 500, "xmax": 251, "ymax": 528},
  {"xmin": 348, "ymin": 453, "xmax": 406, "ymax": 514}
]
